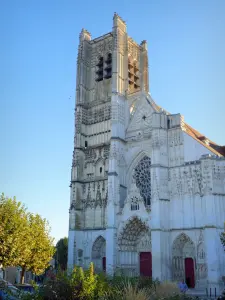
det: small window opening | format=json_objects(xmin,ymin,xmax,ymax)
[
  {"xmin": 104, "ymin": 53, "xmax": 112, "ymax": 79},
  {"xmin": 167, "ymin": 119, "xmax": 170, "ymax": 129},
  {"xmin": 128, "ymin": 58, "xmax": 140, "ymax": 93},
  {"xmin": 131, "ymin": 203, "xmax": 139, "ymax": 211},
  {"xmin": 130, "ymin": 104, "xmax": 135, "ymax": 115},
  {"xmin": 100, "ymin": 167, "xmax": 102, "ymax": 174},
  {"xmin": 85, "ymin": 141, "xmax": 88, "ymax": 148},
  {"xmin": 78, "ymin": 249, "xmax": 83, "ymax": 258},
  {"xmin": 96, "ymin": 57, "xmax": 104, "ymax": 82}
]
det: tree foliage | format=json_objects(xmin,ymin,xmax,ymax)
[
  {"xmin": 54, "ymin": 237, "xmax": 68, "ymax": 271},
  {"xmin": 18, "ymin": 213, "xmax": 55, "ymax": 283},
  {"xmin": 0, "ymin": 194, "xmax": 27, "ymax": 267},
  {"xmin": 0, "ymin": 193, "xmax": 55, "ymax": 284},
  {"xmin": 220, "ymin": 231, "xmax": 225, "ymax": 250}
]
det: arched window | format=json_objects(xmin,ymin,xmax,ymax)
[
  {"xmin": 134, "ymin": 156, "xmax": 151, "ymax": 206},
  {"xmin": 167, "ymin": 118, "xmax": 170, "ymax": 129},
  {"xmin": 104, "ymin": 53, "xmax": 112, "ymax": 79},
  {"xmin": 131, "ymin": 203, "xmax": 139, "ymax": 211},
  {"xmin": 128, "ymin": 58, "xmax": 140, "ymax": 93},
  {"xmin": 96, "ymin": 57, "xmax": 104, "ymax": 82}
]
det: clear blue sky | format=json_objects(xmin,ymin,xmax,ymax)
[{"xmin": 0, "ymin": 0, "xmax": 224, "ymax": 243}]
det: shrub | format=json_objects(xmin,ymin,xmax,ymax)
[
  {"xmin": 95, "ymin": 272, "xmax": 111, "ymax": 298},
  {"xmin": 149, "ymin": 281, "xmax": 181, "ymax": 299},
  {"xmin": 136, "ymin": 276, "xmax": 154, "ymax": 290},
  {"xmin": 16, "ymin": 263, "xmax": 195, "ymax": 300},
  {"xmin": 101, "ymin": 281, "xmax": 150, "ymax": 300},
  {"xmin": 122, "ymin": 282, "xmax": 150, "ymax": 300}
]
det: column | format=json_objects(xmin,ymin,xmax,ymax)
[
  {"xmin": 106, "ymin": 227, "xmax": 117, "ymax": 275},
  {"xmin": 106, "ymin": 174, "xmax": 118, "ymax": 275}
]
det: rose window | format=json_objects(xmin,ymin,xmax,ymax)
[{"xmin": 134, "ymin": 156, "xmax": 151, "ymax": 206}]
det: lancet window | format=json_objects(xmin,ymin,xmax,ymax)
[
  {"xmin": 128, "ymin": 58, "xmax": 140, "ymax": 93},
  {"xmin": 95, "ymin": 53, "xmax": 112, "ymax": 82},
  {"xmin": 130, "ymin": 195, "xmax": 140, "ymax": 211},
  {"xmin": 96, "ymin": 56, "xmax": 104, "ymax": 81},
  {"xmin": 131, "ymin": 203, "xmax": 139, "ymax": 211},
  {"xmin": 104, "ymin": 53, "xmax": 112, "ymax": 79}
]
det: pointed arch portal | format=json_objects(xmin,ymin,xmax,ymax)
[
  {"xmin": 118, "ymin": 216, "xmax": 152, "ymax": 277},
  {"xmin": 92, "ymin": 236, "xmax": 106, "ymax": 272},
  {"xmin": 172, "ymin": 233, "xmax": 196, "ymax": 288}
]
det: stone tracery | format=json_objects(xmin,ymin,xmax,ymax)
[
  {"xmin": 124, "ymin": 170, "xmax": 144, "ymax": 210},
  {"xmin": 172, "ymin": 233, "xmax": 195, "ymax": 282},
  {"xmin": 92, "ymin": 236, "xmax": 106, "ymax": 271},
  {"xmin": 196, "ymin": 231, "xmax": 207, "ymax": 284},
  {"xmin": 92, "ymin": 236, "xmax": 106, "ymax": 259},
  {"xmin": 134, "ymin": 156, "xmax": 151, "ymax": 206},
  {"xmin": 118, "ymin": 216, "xmax": 150, "ymax": 251},
  {"xmin": 117, "ymin": 216, "xmax": 151, "ymax": 276}
]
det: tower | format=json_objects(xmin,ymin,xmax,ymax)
[
  {"xmin": 68, "ymin": 14, "xmax": 225, "ymax": 291},
  {"xmin": 68, "ymin": 13, "xmax": 149, "ymax": 273}
]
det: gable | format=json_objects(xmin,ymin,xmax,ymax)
[{"xmin": 126, "ymin": 95, "xmax": 157, "ymax": 136}]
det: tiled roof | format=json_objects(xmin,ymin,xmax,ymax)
[
  {"xmin": 148, "ymin": 94, "xmax": 225, "ymax": 157},
  {"xmin": 182, "ymin": 123, "xmax": 225, "ymax": 157}
]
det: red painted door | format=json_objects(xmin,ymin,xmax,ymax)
[
  {"xmin": 140, "ymin": 252, "xmax": 152, "ymax": 277},
  {"xmin": 185, "ymin": 257, "xmax": 195, "ymax": 288},
  {"xmin": 102, "ymin": 257, "xmax": 106, "ymax": 272}
]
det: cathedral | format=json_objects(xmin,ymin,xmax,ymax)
[{"xmin": 68, "ymin": 13, "xmax": 225, "ymax": 291}]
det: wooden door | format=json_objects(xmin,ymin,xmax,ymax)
[
  {"xmin": 185, "ymin": 257, "xmax": 195, "ymax": 288},
  {"xmin": 140, "ymin": 252, "xmax": 152, "ymax": 277}
]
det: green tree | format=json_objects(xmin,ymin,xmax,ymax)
[
  {"xmin": 54, "ymin": 237, "xmax": 68, "ymax": 271},
  {"xmin": 220, "ymin": 229, "xmax": 225, "ymax": 250},
  {"xmin": 0, "ymin": 193, "xmax": 27, "ymax": 268},
  {"xmin": 18, "ymin": 213, "xmax": 55, "ymax": 283}
]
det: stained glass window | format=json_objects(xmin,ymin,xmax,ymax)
[{"xmin": 134, "ymin": 156, "xmax": 151, "ymax": 206}]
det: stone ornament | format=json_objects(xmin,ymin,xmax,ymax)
[
  {"xmin": 172, "ymin": 233, "xmax": 195, "ymax": 282},
  {"xmin": 92, "ymin": 236, "xmax": 106, "ymax": 259},
  {"xmin": 118, "ymin": 216, "xmax": 150, "ymax": 251},
  {"xmin": 124, "ymin": 170, "xmax": 145, "ymax": 211},
  {"xmin": 128, "ymin": 40, "xmax": 140, "ymax": 60}
]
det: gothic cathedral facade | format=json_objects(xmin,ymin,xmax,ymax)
[{"xmin": 68, "ymin": 13, "xmax": 225, "ymax": 291}]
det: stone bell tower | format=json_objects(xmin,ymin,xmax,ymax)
[{"xmin": 68, "ymin": 13, "xmax": 150, "ymax": 273}]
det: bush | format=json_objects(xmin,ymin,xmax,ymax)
[
  {"xmin": 149, "ymin": 281, "xmax": 181, "ymax": 299},
  {"xmin": 16, "ymin": 263, "xmax": 194, "ymax": 300},
  {"xmin": 111, "ymin": 282, "xmax": 149, "ymax": 300},
  {"xmin": 35, "ymin": 263, "xmax": 109, "ymax": 300}
]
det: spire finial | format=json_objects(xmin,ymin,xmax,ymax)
[
  {"xmin": 79, "ymin": 28, "xmax": 91, "ymax": 42},
  {"xmin": 113, "ymin": 13, "xmax": 127, "ymax": 32}
]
